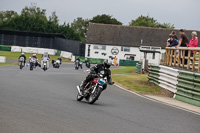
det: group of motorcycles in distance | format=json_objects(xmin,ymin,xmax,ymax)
[
  {"xmin": 18, "ymin": 54, "xmax": 62, "ymax": 71},
  {"xmin": 75, "ymin": 58, "xmax": 90, "ymax": 70}
]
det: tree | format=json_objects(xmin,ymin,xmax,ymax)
[
  {"xmin": 90, "ymin": 14, "xmax": 122, "ymax": 25},
  {"xmin": 49, "ymin": 11, "xmax": 59, "ymax": 24},
  {"xmin": 71, "ymin": 17, "xmax": 89, "ymax": 43},
  {"xmin": 129, "ymin": 15, "xmax": 174, "ymax": 29},
  {"xmin": 0, "ymin": 4, "xmax": 81, "ymax": 41}
]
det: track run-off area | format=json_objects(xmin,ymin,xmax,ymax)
[{"xmin": 0, "ymin": 64, "xmax": 200, "ymax": 133}]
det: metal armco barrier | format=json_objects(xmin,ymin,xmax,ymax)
[
  {"xmin": 148, "ymin": 65, "xmax": 200, "ymax": 107},
  {"xmin": 148, "ymin": 65, "xmax": 178, "ymax": 94}
]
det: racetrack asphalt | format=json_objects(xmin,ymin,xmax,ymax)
[{"xmin": 0, "ymin": 64, "xmax": 200, "ymax": 133}]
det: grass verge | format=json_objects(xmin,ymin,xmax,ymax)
[
  {"xmin": 0, "ymin": 51, "xmax": 70, "ymax": 62},
  {"xmin": 111, "ymin": 67, "xmax": 162, "ymax": 94}
]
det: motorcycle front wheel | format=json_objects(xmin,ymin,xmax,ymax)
[
  {"xmin": 88, "ymin": 87, "xmax": 102, "ymax": 104},
  {"xmin": 20, "ymin": 62, "xmax": 23, "ymax": 69},
  {"xmin": 77, "ymin": 93, "xmax": 84, "ymax": 101},
  {"xmin": 30, "ymin": 65, "xmax": 33, "ymax": 71}
]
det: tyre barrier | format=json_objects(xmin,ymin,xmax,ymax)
[
  {"xmin": 0, "ymin": 56, "xmax": 6, "ymax": 63},
  {"xmin": 148, "ymin": 65, "xmax": 200, "ymax": 107},
  {"xmin": 175, "ymin": 71, "xmax": 200, "ymax": 107},
  {"xmin": 136, "ymin": 63, "xmax": 141, "ymax": 74}
]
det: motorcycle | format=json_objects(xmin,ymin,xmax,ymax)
[
  {"xmin": 75, "ymin": 60, "xmax": 83, "ymax": 70},
  {"xmin": 85, "ymin": 61, "xmax": 90, "ymax": 68},
  {"xmin": 53, "ymin": 59, "xmax": 60, "ymax": 68},
  {"xmin": 75, "ymin": 60, "xmax": 79, "ymax": 70},
  {"xmin": 76, "ymin": 71, "xmax": 112, "ymax": 104},
  {"xmin": 29, "ymin": 57, "xmax": 37, "ymax": 71},
  {"xmin": 41, "ymin": 57, "xmax": 49, "ymax": 71},
  {"xmin": 79, "ymin": 61, "xmax": 83, "ymax": 69},
  {"xmin": 19, "ymin": 57, "xmax": 25, "ymax": 69}
]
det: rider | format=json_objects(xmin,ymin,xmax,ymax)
[
  {"xmin": 76, "ymin": 57, "xmax": 80, "ymax": 62},
  {"xmin": 85, "ymin": 58, "xmax": 90, "ymax": 67},
  {"xmin": 31, "ymin": 54, "xmax": 40, "ymax": 67},
  {"xmin": 80, "ymin": 59, "xmax": 114, "ymax": 91},
  {"xmin": 41, "ymin": 52, "xmax": 50, "ymax": 60},
  {"xmin": 57, "ymin": 56, "xmax": 62, "ymax": 64},
  {"xmin": 18, "ymin": 53, "xmax": 26, "ymax": 65}
]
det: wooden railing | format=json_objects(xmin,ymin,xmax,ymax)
[{"xmin": 165, "ymin": 47, "xmax": 200, "ymax": 72}]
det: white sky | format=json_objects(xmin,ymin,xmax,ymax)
[{"xmin": 0, "ymin": 0, "xmax": 200, "ymax": 31}]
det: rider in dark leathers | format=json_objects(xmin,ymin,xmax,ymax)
[
  {"xmin": 80, "ymin": 59, "xmax": 114, "ymax": 91},
  {"xmin": 18, "ymin": 53, "xmax": 26, "ymax": 65}
]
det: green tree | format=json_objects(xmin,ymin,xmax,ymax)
[
  {"xmin": 90, "ymin": 14, "xmax": 122, "ymax": 25},
  {"xmin": 71, "ymin": 17, "xmax": 89, "ymax": 43},
  {"xmin": 129, "ymin": 15, "xmax": 174, "ymax": 29},
  {"xmin": 0, "ymin": 4, "xmax": 81, "ymax": 41}
]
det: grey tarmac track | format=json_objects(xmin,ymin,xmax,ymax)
[{"xmin": 0, "ymin": 64, "xmax": 200, "ymax": 133}]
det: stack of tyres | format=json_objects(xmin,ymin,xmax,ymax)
[{"xmin": 136, "ymin": 63, "xmax": 141, "ymax": 74}]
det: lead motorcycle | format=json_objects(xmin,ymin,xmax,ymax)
[
  {"xmin": 76, "ymin": 71, "xmax": 113, "ymax": 104},
  {"xmin": 19, "ymin": 57, "xmax": 25, "ymax": 69}
]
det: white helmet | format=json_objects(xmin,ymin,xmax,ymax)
[
  {"xmin": 33, "ymin": 54, "xmax": 36, "ymax": 56},
  {"xmin": 21, "ymin": 53, "xmax": 24, "ymax": 55}
]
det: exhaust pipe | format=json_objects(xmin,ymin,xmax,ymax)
[{"xmin": 76, "ymin": 86, "xmax": 83, "ymax": 96}]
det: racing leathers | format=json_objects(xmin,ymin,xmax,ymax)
[
  {"xmin": 80, "ymin": 64, "xmax": 113, "ymax": 91},
  {"xmin": 18, "ymin": 55, "xmax": 26, "ymax": 65}
]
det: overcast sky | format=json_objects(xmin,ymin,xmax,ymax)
[{"xmin": 0, "ymin": 0, "xmax": 200, "ymax": 31}]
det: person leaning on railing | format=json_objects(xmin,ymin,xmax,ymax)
[
  {"xmin": 187, "ymin": 31, "xmax": 198, "ymax": 57},
  {"xmin": 167, "ymin": 34, "xmax": 179, "ymax": 47}
]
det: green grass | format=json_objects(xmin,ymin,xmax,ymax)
[
  {"xmin": 0, "ymin": 51, "xmax": 70, "ymax": 62},
  {"xmin": 111, "ymin": 67, "xmax": 162, "ymax": 94}
]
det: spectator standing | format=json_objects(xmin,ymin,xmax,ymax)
[
  {"xmin": 187, "ymin": 31, "xmax": 198, "ymax": 57},
  {"xmin": 177, "ymin": 29, "xmax": 189, "ymax": 64},
  {"xmin": 171, "ymin": 31, "xmax": 178, "ymax": 40},
  {"xmin": 113, "ymin": 56, "xmax": 117, "ymax": 66}
]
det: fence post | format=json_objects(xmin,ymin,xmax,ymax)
[
  {"xmin": 182, "ymin": 50, "xmax": 185, "ymax": 68},
  {"xmin": 169, "ymin": 49, "xmax": 173, "ymax": 66},
  {"xmin": 198, "ymin": 53, "xmax": 200, "ymax": 72},
  {"xmin": 187, "ymin": 50, "xmax": 191, "ymax": 69},
  {"xmin": 178, "ymin": 49, "xmax": 181, "ymax": 67},
  {"xmin": 174, "ymin": 49, "xmax": 177, "ymax": 66},
  {"xmin": 165, "ymin": 49, "xmax": 168, "ymax": 65},
  {"xmin": 192, "ymin": 52, "xmax": 196, "ymax": 71}
]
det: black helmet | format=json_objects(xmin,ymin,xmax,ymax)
[{"xmin": 104, "ymin": 59, "xmax": 112, "ymax": 68}]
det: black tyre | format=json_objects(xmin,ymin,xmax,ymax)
[
  {"xmin": 19, "ymin": 62, "xmax": 23, "ymax": 69},
  {"xmin": 30, "ymin": 65, "xmax": 33, "ymax": 71},
  {"xmin": 77, "ymin": 93, "xmax": 84, "ymax": 101},
  {"xmin": 88, "ymin": 87, "xmax": 102, "ymax": 104},
  {"xmin": 43, "ymin": 66, "xmax": 47, "ymax": 71}
]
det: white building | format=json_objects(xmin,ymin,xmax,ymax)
[{"xmin": 85, "ymin": 23, "xmax": 190, "ymax": 65}]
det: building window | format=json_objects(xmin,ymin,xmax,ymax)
[
  {"xmin": 121, "ymin": 46, "xmax": 130, "ymax": 52},
  {"xmin": 93, "ymin": 45, "xmax": 106, "ymax": 50}
]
